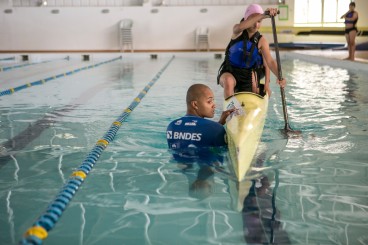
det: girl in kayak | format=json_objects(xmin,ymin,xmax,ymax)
[{"xmin": 217, "ymin": 4, "xmax": 286, "ymax": 99}]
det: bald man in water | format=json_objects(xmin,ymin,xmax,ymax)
[{"xmin": 166, "ymin": 84, "xmax": 234, "ymax": 162}]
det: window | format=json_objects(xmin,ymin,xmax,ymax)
[
  {"xmin": 294, "ymin": 0, "xmax": 351, "ymax": 27},
  {"xmin": 323, "ymin": 0, "xmax": 338, "ymax": 23}
]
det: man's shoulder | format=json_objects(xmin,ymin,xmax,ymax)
[
  {"xmin": 168, "ymin": 116, "xmax": 198, "ymax": 127},
  {"xmin": 169, "ymin": 115, "xmax": 215, "ymax": 124},
  {"xmin": 186, "ymin": 116, "xmax": 222, "ymax": 128},
  {"xmin": 167, "ymin": 116, "xmax": 223, "ymax": 130}
]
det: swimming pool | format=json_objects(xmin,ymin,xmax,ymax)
[{"xmin": 0, "ymin": 52, "xmax": 367, "ymax": 245}]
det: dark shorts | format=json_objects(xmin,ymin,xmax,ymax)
[
  {"xmin": 345, "ymin": 27, "xmax": 358, "ymax": 34},
  {"xmin": 217, "ymin": 62, "xmax": 265, "ymax": 93}
]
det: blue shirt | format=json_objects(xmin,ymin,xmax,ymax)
[{"xmin": 166, "ymin": 115, "xmax": 227, "ymax": 163}]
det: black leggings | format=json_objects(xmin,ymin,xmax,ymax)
[{"xmin": 217, "ymin": 64, "xmax": 265, "ymax": 93}]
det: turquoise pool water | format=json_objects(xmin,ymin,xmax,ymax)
[{"xmin": 0, "ymin": 53, "xmax": 367, "ymax": 245}]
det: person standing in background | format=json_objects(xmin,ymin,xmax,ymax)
[{"xmin": 341, "ymin": 2, "xmax": 359, "ymax": 61}]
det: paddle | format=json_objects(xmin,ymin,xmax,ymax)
[{"xmin": 269, "ymin": 14, "xmax": 301, "ymax": 135}]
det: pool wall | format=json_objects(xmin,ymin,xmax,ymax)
[{"xmin": 1, "ymin": 1, "xmax": 368, "ymax": 52}]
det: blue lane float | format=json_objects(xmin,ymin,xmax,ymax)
[
  {"xmin": 19, "ymin": 55, "xmax": 175, "ymax": 245},
  {"xmin": 0, "ymin": 56, "xmax": 122, "ymax": 97},
  {"xmin": 0, "ymin": 56, "xmax": 15, "ymax": 61},
  {"xmin": 0, "ymin": 56, "xmax": 68, "ymax": 72}
]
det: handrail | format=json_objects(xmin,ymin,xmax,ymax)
[{"xmin": 19, "ymin": 55, "xmax": 175, "ymax": 245}]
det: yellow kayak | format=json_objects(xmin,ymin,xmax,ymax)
[{"xmin": 224, "ymin": 92, "xmax": 269, "ymax": 181}]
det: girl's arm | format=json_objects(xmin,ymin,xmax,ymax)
[
  {"xmin": 262, "ymin": 56, "xmax": 272, "ymax": 97},
  {"xmin": 259, "ymin": 38, "xmax": 277, "ymax": 77},
  {"xmin": 259, "ymin": 37, "xmax": 286, "ymax": 88},
  {"xmin": 340, "ymin": 11, "xmax": 349, "ymax": 19},
  {"xmin": 341, "ymin": 11, "xmax": 358, "ymax": 21},
  {"xmin": 232, "ymin": 14, "xmax": 266, "ymax": 38},
  {"xmin": 347, "ymin": 11, "xmax": 358, "ymax": 21},
  {"xmin": 232, "ymin": 8, "xmax": 279, "ymax": 38}
]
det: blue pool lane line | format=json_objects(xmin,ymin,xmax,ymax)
[
  {"xmin": 0, "ymin": 56, "xmax": 121, "ymax": 97},
  {"xmin": 0, "ymin": 56, "xmax": 15, "ymax": 61},
  {"xmin": 0, "ymin": 56, "xmax": 68, "ymax": 72},
  {"xmin": 19, "ymin": 55, "xmax": 175, "ymax": 245}
]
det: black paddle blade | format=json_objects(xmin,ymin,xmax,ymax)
[{"xmin": 279, "ymin": 126, "xmax": 302, "ymax": 138}]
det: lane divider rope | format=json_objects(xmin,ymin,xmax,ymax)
[
  {"xmin": 0, "ymin": 56, "xmax": 121, "ymax": 97},
  {"xmin": 0, "ymin": 56, "xmax": 15, "ymax": 61},
  {"xmin": 19, "ymin": 55, "xmax": 175, "ymax": 245},
  {"xmin": 0, "ymin": 56, "xmax": 68, "ymax": 72}
]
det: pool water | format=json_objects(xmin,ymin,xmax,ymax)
[{"xmin": 0, "ymin": 53, "xmax": 367, "ymax": 245}]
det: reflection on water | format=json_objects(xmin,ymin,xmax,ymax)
[
  {"xmin": 269, "ymin": 59, "xmax": 368, "ymax": 244},
  {"xmin": 117, "ymin": 61, "xmax": 134, "ymax": 89},
  {"xmin": 0, "ymin": 55, "xmax": 367, "ymax": 244},
  {"xmin": 241, "ymin": 170, "xmax": 291, "ymax": 244},
  {"xmin": 181, "ymin": 164, "xmax": 215, "ymax": 200},
  {"xmin": 166, "ymin": 137, "xmax": 293, "ymax": 244},
  {"xmin": 288, "ymin": 60, "xmax": 350, "ymax": 126},
  {"xmin": 225, "ymin": 140, "xmax": 292, "ymax": 244}
]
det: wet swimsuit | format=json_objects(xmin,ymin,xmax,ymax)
[
  {"xmin": 344, "ymin": 11, "xmax": 358, "ymax": 34},
  {"xmin": 217, "ymin": 30, "xmax": 266, "ymax": 96},
  {"xmin": 166, "ymin": 115, "xmax": 226, "ymax": 163}
]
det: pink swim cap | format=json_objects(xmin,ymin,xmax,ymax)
[{"xmin": 244, "ymin": 4, "xmax": 264, "ymax": 20}]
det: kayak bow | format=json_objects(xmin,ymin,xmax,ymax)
[{"xmin": 224, "ymin": 92, "xmax": 269, "ymax": 181}]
